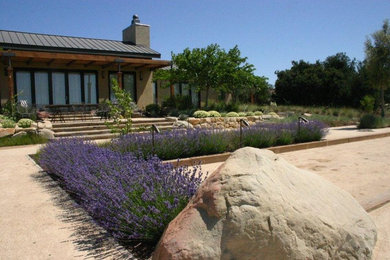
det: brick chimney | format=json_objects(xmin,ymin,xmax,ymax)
[{"xmin": 122, "ymin": 14, "xmax": 150, "ymax": 47}]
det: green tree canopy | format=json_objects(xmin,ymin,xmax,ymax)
[
  {"xmin": 365, "ymin": 19, "xmax": 390, "ymax": 117},
  {"xmin": 274, "ymin": 53, "xmax": 363, "ymax": 107},
  {"xmin": 154, "ymin": 44, "xmax": 268, "ymax": 107}
]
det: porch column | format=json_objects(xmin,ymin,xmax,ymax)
[
  {"xmin": 7, "ymin": 65, "xmax": 14, "ymax": 101},
  {"xmin": 170, "ymin": 84, "xmax": 174, "ymax": 97},
  {"xmin": 117, "ymin": 71, "xmax": 123, "ymax": 89}
]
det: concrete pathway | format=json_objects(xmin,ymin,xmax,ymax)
[
  {"xmin": 1, "ymin": 126, "xmax": 390, "ymax": 259},
  {"xmin": 0, "ymin": 145, "xmax": 133, "ymax": 259}
]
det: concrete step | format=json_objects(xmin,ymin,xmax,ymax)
[
  {"xmin": 56, "ymin": 132, "xmax": 120, "ymax": 140},
  {"xmin": 54, "ymin": 129, "xmax": 113, "ymax": 137}
]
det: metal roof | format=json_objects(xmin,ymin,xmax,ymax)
[{"xmin": 0, "ymin": 30, "xmax": 160, "ymax": 58}]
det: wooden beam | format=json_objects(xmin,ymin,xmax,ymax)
[
  {"xmin": 66, "ymin": 60, "xmax": 75, "ymax": 66},
  {"xmin": 102, "ymin": 62, "xmax": 115, "ymax": 69},
  {"xmin": 26, "ymin": 58, "xmax": 34, "ymax": 65},
  {"xmin": 2, "ymin": 50, "xmax": 171, "ymax": 67},
  {"xmin": 84, "ymin": 61, "xmax": 95, "ymax": 67},
  {"xmin": 47, "ymin": 59, "xmax": 55, "ymax": 66},
  {"xmin": 135, "ymin": 65, "xmax": 146, "ymax": 70}
]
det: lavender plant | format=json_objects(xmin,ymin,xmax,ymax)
[
  {"xmin": 39, "ymin": 138, "xmax": 205, "ymax": 244},
  {"xmin": 108, "ymin": 120, "xmax": 327, "ymax": 160}
]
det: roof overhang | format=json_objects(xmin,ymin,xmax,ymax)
[{"xmin": 0, "ymin": 49, "xmax": 170, "ymax": 70}]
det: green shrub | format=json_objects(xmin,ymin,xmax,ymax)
[
  {"xmin": 226, "ymin": 112, "xmax": 239, "ymax": 117},
  {"xmin": 1, "ymin": 119, "xmax": 16, "ymax": 128},
  {"xmin": 145, "ymin": 104, "xmax": 162, "ymax": 117},
  {"xmin": 0, "ymin": 132, "xmax": 48, "ymax": 147},
  {"xmin": 208, "ymin": 110, "xmax": 221, "ymax": 117},
  {"xmin": 358, "ymin": 114, "xmax": 385, "ymax": 129},
  {"xmin": 360, "ymin": 95, "xmax": 375, "ymax": 113},
  {"xmin": 17, "ymin": 118, "xmax": 33, "ymax": 128},
  {"xmin": 178, "ymin": 114, "xmax": 189, "ymax": 120},
  {"xmin": 268, "ymin": 112, "xmax": 279, "ymax": 117},
  {"xmin": 220, "ymin": 112, "xmax": 227, "ymax": 117},
  {"xmin": 238, "ymin": 112, "xmax": 247, "ymax": 117},
  {"xmin": 0, "ymin": 114, "xmax": 9, "ymax": 121},
  {"xmin": 193, "ymin": 110, "xmax": 210, "ymax": 118},
  {"xmin": 254, "ymin": 111, "xmax": 263, "ymax": 116},
  {"xmin": 246, "ymin": 112, "xmax": 254, "ymax": 116}
]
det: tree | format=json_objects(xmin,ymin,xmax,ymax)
[
  {"xmin": 154, "ymin": 44, "xmax": 265, "ymax": 107},
  {"xmin": 274, "ymin": 53, "xmax": 359, "ymax": 107},
  {"xmin": 365, "ymin": 19, "xmax": 390, "ymax": 117}
]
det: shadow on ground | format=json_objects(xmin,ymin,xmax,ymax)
[{"xmin": 32, "ymin": 170, "xmax": 154, "ymax": 260}]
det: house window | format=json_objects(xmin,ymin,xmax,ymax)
[
  {"xmin": 84, "ymin": 73, "xmax": 97, "ymax": 104},
  {"xmin": 15, "ymin": 71, "xmax": 32, "ymax": 104},
  {"xmin": 52, "ymin": 72, "xmax": 66, "ymax": 105},
  {"xmin": 34, "ymin": 72, "xmax": 49, "ymax": 106},
  {"xmin": 15, "ymin": 69, "xmax": 98, "ymax": 105},
  {"xmin": 152, "ymin": 81, "xmax": 158, "ymax": 104},
  {"xmin": 109, "ymin": 72, "xmax": 136, "ymax": 102},
  {"xmin": 68, "ymin": 73, "xmax": 82, "ymax": 104}
]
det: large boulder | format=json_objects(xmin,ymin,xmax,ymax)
[
  {"xmin": 38, "ymin": 128, "xmax": 55, "ymax": 140},
  {"xmin": 0, "ymin": 128, "xmax": 15, "ymax": 138},
  {"xmin": 154, "ymin": 147, "xmax": 377, "ymax": 260}
]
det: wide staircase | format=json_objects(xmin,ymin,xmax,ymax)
[{"xmin": 51, "ymin": 113, "xmax": 176, "ymax": 141}]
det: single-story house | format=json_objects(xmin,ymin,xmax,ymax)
[{"xmin": 0, "ymin": 14, "xmax": 170, "ymax": 110}]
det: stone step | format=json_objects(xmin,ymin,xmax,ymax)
[
  {"xmin": 54, "ymin": 125, "xmax": 175, "ymax": 137},
  {"xmin": 52, "ymin": 118, "xmax": 173, "ymax": 128},
  {"xmin": 56, "ymin": 132, "xmax": 120, "ymax": 140}
]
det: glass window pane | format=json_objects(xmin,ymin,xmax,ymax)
[
  {"xmin": 34, "ymin": 72, "xmax": 49, "ymax": 106},
  {"xmin": 52, "ymin": 72, "xmax": 66, "ymax": 104},
  {"xmin": 153, "ymin": 82, "xmax": 157, "ymax": 104},
  {"xmin": 84, "ymin": 73, "xmax": 97, "ymax": 104},
  {"xmin": 109, "ymin": 73, "xmax": 118, "ymax": 101},
  {"xmin": 16, "ymin": 71, "xmax": 32, "ymax": 104},
  {"xmin": 182, "ymin": 83, "xmax": 190, "ymax": 96},
  {"xmin": 124, "ymin": 73, "xmax": 136, "ymax": 101},
  {"xmin": 174, "ymin": 83, "xmax": 180, "ymax": 96},
  {"xmin": 191, "ymin": 86, "xmax": 199, "ymax": 107},
  {"xmin": 68, "ymin": 73, "xmax": 81, "ymax": 104}
]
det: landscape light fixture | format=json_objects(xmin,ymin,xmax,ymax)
[
  {"xmin": 239, "ymin": 119, "xmax": 250, "ymax": 148},
  {"xmin": 298, "ymin": 116, "xmax": 309, "ymax": 134},
  {"xmin": 151, "ymin": 124, "xmax": 160, "ymax": 149}
]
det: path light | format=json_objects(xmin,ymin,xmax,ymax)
[
  {"xmin": 240, "ymin": 119, "xmax": 250, "ymax": 148},
  {"xmin": 151, "ymin": 124, "xmax": 160, "ymax": 150},
  {"xmin": 298, "ymin": 116, "xmax": 309, "ymax": 134}
]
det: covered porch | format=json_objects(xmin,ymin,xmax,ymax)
[{"xmin": 0, "ymin": 50, "xmax": 170, "ymax": 109}]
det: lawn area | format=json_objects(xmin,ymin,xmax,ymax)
[{"xmin": 0, "ymin": 133, "xmax": 48, "ymax": 148}]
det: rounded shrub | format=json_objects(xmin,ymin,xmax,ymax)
[
  {"xmin": 208, "ymin": 110, "xmax": 221, "ymax": 117},
  {"xmin": 226, "ymin": 112, "xmax": 239, "ymax": 117},
  {"xmin": 193, "ymin": 110, "xmax": 210, "ymax": 118},
  {"xmin": 178, "ymin": 114, "xmax": 189, "ymax": 120},
  {"xmin": 246, "ymin": 112, "xmax": 254, "ymax": 116},
  {"xmin": 1, "ymin": 119, "xmax": 16, "ymax": 128},
  {"xmin": 17, "ymin": 118, "xmax": 33, "ymax": 128},
  {"xmin": 238, "ymin": 112, "xmax": 247, "ymax": 117},
  {"xmin": 145, "ymin": 104, "xmax": 162, "ymax": 117},
  {"xmin": 254, "ymin": 111, "xmax": 263, "ymax": 116},
  {"xmin": 358, "ymin": 114, "xmax": 384, "ymax": 129},
  {"xmin": 220, "ymin": 112, "xmax": 227, "ymax": 117}
]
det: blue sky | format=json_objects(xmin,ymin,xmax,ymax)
[{"xmin": 0, "ymin": 0, "xmax": 389, "ymax": 85}]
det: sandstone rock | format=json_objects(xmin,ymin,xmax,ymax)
[
  {"xmin": 0, "ymin": 128, "xmax": 15, "ymax": 138},
  {"xmin": 173, "ymin": 120, "xmax": 193, "ymax": 129},
  {"xmin": 38, "ymin": 128, "xmax": 55, "ymax": 139},
  {"xmin": 154, "ymin": 147, "xmax": 377, "ymax": 260},
  {"xmin": 165, "ymin": 117, "xmax": 178, "ymax": 122},
  {"xmin": 188, "ymin": 118, "xmax": 201, "ymax": 125},
  {"xmin": 15, "ymin": 126, "xmax": 36, "ymax": 133},
  {"xmin": 12, "ymin": 131, "xmax": 27, "ymax": 138}
]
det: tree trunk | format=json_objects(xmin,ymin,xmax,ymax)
[
  {"xmin": 205, "ymin": 86, "xmax": 209, "ymax": 108},
  {"xmin": 380, "ymin": 85, "xmax": 385, "ymax": 118}
]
